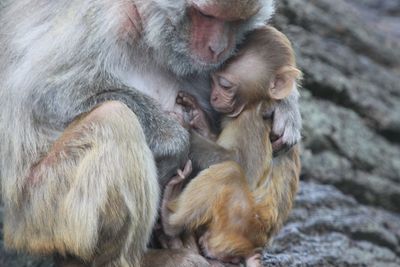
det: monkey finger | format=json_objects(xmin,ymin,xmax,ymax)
[
  {"xmin": 182, "ymin": 96, "xmax": 197, "ymax": 108},
  {"xmin": 167, "ymin": 175, "xmax": 185, "ymax": 186},
  {"xmin": 181, "ymin": 159, "xmax": 193, "ymax": 177},
  {"xmin": 177, "ymin": 92, "xmax": 196, "ymax": 106},
  {"xmin": 192, "ymin": 109, "xmax": 201, "ymax": 118},
  {"xmin": 177, "ymin": 169, "xmax": 185, "ymax": 179},
  {"xmin": 163, "ymin": 182, "xmax": 184, "ymax": 201},
  {"xmin": 271, "ymin": 136, "xmax": 293, "ymax": 157},
  {"xmin": 178, "ymin": 91, "xmax": 187, "ymax": 98},
  {"xmin": 177, "ymin": 95, "xmax": 192, "ymax": 114},
  {"xmin": 185, "ymin": 93, "xmax": 196, "ymax": 102},
  {"xmin": 163, "ymin": 177, "xmax": 185, "ymax": 202}
]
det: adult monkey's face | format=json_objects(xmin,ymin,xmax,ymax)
[{"xmin": 143, "ymin": 0, "xmax": 275, "ymax": 76}]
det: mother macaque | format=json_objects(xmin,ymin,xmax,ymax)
[{"xmin": 0, "ymin": 0, "xmax": 301, "ymax": 266}]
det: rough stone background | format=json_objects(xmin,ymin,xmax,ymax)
[{"xmin": 1, "ymin": 0, "xmax": 400, "ymax": 266}]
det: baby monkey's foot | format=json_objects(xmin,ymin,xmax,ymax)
[
  {"xmin": 163, "ymin": 160, "xmax": 192, "ymax": 201},
  {"xmin": 246, "ymin": 253, "xmax": 262, "ymax": 267},
  {"xmin": 161, "ymin": 160, "xmax": 192, "ymax": 237}
]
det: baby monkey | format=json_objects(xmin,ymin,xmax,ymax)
[{"xmin": 162, "ymin": 26, "xmax": 301, "ymax": 267}]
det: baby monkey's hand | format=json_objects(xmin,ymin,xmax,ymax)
[{"xmin": 176, "ymin": 91, "xmax": 216, "ymax": 140}]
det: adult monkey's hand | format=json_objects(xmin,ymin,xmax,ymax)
[{"xmin": 271, "ymin": 90, "xmax": 302, "ymax": 156}]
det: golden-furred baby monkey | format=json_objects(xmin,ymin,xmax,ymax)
[{"xmin": 162, "ymin": 26, "xmax": 302, "ymax": 267}]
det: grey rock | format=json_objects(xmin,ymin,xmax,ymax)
[
  {"xmin": 263, "ymin": 182, "xmax": 400, "ymax": 267},
  {"xmin": 263, "ymin": 0, "xmax": 400, "ymax": 265},
  {"xmin": 300, "ymin": 91, "xmax": 400, "ymax": 184},
  {"xmin": 274, "ymin": 0, "xmax": 400, "ymax": 140}
]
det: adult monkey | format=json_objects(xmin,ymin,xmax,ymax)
[{"xmin": 0, "ymin": 0, "xmax": 301, "ymax": 266}]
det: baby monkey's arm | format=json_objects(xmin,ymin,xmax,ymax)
[{"xmin": 176, "ymin": 92, "xmax": 217, "ymax": 141}]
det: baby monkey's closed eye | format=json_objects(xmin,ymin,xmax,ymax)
[{"xmin": 218, "ymin": 76, "xmax": 234, "ymax": 89}]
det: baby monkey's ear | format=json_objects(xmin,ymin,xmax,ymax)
[{"xmin": 269, "ymin": 66, "xmax": 302, "ymax": 100}]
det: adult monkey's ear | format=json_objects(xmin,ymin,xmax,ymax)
[{"xmin": 269, "ymin": 66, "xmax": 302, "ymax": 100}]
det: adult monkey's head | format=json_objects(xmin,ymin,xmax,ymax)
[{"xmin": 140, "ymin": 0, "xmax": 275, "ymax": 76}]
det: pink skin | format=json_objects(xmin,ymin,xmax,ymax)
[
  {"xmin": 246, "ymin": 254, "xmax": 262, "ymax": 267},
  {"xmin": 120, "ymin": 2, "xmax": 142, "ymax": 39},
  {"xmin": 210, "ymin": 85, "xmax": 237, "ymax": 114},
  {"xmin": 189, "ymin": 8, "xmax": 233, "ymax": 63},
  {"xmin": 210, "ymin": 73, "xmax": 239, "ymax": 115}
]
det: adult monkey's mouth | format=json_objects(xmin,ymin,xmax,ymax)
[
  {"xmin": 187, "ymin": 1, "xmax": 261, "ymax": 65},
  {"xmin": 188, "ymin": 6, "xmax": 231, "ymax": 64}
]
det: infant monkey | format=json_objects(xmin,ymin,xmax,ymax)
[{"xmin": 162, "ymin": 26, "xmax": 301, "ymax": 266}]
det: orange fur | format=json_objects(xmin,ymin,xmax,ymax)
[
  {"xmin": 169, "ymin": 104, "xmax": 300, "ymax": 261},
  {"xmin": 167, "ymin": 26, "xmax": 301, "ymax": 262}
]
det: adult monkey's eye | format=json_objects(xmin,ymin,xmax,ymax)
[
  {"xmin": 218, "ymin": 76, "xmax": 233, "ymax": 89},
  {"xmin": 198, "ymin": 9, "xmax": 214, "ymax": 19}
]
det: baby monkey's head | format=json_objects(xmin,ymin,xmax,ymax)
[{"xmin": 210, "ymin": 25, "xmax": 302, "ymax": 117}]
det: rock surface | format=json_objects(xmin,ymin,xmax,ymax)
[
  {"xmin": 1, "ymin": 0, "xmax": 400, "ymax": 266},
  {"xmin": 263, "ymin": 0, "xmax": 400, "ymax": 265}
]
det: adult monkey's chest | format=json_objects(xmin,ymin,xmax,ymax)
[{"xmin": 119, "ymin": 65, "xmax": 186, "ymax": 116}]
